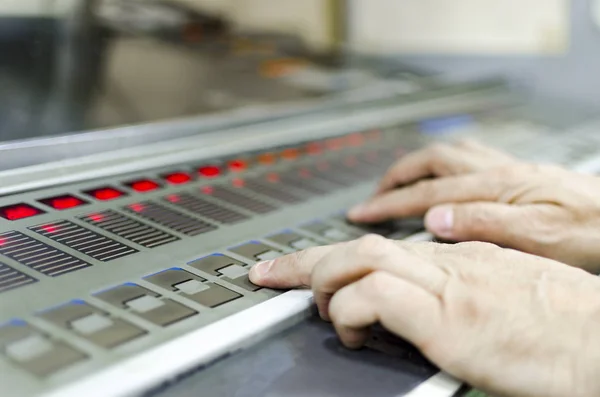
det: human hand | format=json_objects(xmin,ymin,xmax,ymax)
[
  {"xmin": 348, "ymin": 140, "xmax": 600, "ymax": 271},
  {"xmin": 249, "ymin": 236, "xmax": 600, "ymax": 397}
]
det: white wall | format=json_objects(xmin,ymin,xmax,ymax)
[{"xmin": 173, "ymin": 0, "xmax": 332, "ymax": 51}]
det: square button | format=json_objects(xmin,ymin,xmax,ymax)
[
  {"xmin": 38, "ymin": 301, "xmax": 146, "ymax": 349},
  {"xmin": 266, "ymin": 231, "xmax": 320, "ymax": 251},
  {"xmin": 0, "ymin": 320, "xmax": 87, "ymax": 377},
  {"xmin": 228, "ymin": 241, "xmax": 283, "ymax": 262},
  {"xmin": 145, "ymin": 269, "xmax": 243, "ymax": 308},
  {"xmin": 95, "ymin": 284, "xmax": 197, "ymax": 327}
]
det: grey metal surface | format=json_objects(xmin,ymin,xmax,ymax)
[{"xmin": 150, "ymin": 317, "xmax": 439, "ymax": 397}]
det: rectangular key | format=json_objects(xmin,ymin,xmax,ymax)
[
  {"xmin": 124, "ymin": 201, "xmax": 217, "ymax": 236},
  {"xmin": 80, "ymin": 210, "xmax": 179, "ymax": 248},
  {"xmin": 228, "ymin": 241, "xmax": 284, "ymax": 262},
  {"xmin": 164, "ymin": 193, "xmax": 249, "ymax": 225},
  {"xmin": 0, "ymin": 231, "xmax": 91, "ymax": 277},
  {"xmin": 30, "ymin": 220, "xmax": 138, "ymax": 262},
  {"xmin": 199, "ymin": 186, "xmax": 277, "ymax": 214}
]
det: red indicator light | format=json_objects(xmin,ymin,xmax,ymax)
[
  {"xmin": 231, "ymin": 178, "xmax": 245, "ymax": 188},
  {"xmin": 88, "ymin": 213, "xmax": 105, "ymax": 223},
  {"xmin": 129, "ymin": 203, "xmax": 146, "ymax": 213},
  {"xmin": 201, "ymin": 186, "xmax": 215, "ymax": 195},
  {"xmin": 326, "ymin": 138, "xmax": 344, "ymax": 151},
  {"xmin": 41, "ymin": 224, "xmax": 59, "ymax": 234},
  {"xmin": 228, "ymin": 160, "xmax": 248, "ymax": 172},
  {"xmin": 0, "ymin": 204, "xmax": 44, "ymax": 221},
  {"xmin": 166, "ymin": 194, "xmax": 181, "ymax": 203},
  {"xmin": 0, "ymin": 237, "xmax": 6, "ymax": 246},
  {"xmin": 39, "ymin": 195, "xmax": 87, "ymax": 210},
  {"xmin": 198, "ymin": 165, "xmax": 221, "ymax": 178},
  {"xmin": 164, "ymin": 172, "xmax": 192, "ymax": 185},
  {"xmin": 306, "ymin": 142, "xmax": 322, "ymax": 155},
  {"xmin": 129, "ymin": 179, "xmax": 160, "ymax": 193},
  {"xmin": 267, "ymin": 173, "xmax": 280, "ymax": 183},
  {"xmin": 85, "ymin": 187, "xmax": 126, "ymax": 201},
  {"xmin": 258, "ymin": 153, "xmax": 277, "ymax": 165},
  {"xmin": 347, "ymin": 133, "xmax": 364, "ymax": 147},
  {"xmin": 281, "ymin": 148, "xmax": 300, "ymax": 160}
]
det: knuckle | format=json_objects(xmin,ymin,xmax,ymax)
[
  {"xmin": 360, "ymin": 271, "xmax": 393, "ymax": 295},
  {"xmin": 290, "ymin": 250, "xmax": 311, "ymax": 285},
  {"xmin": 352, "ymin": 234, "xmax": 394, "ymax": 257}
]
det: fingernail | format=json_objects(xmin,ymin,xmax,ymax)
[
  {"xmin": 425, "ymin": 206, "xmax": 453, "ymax": 236},
  {"xmin": 348, "ymin": 203, "xmax": 368, "ymax": 218},
  {"xmin": 250, "ymin": 260, "xmax": 274, "ymax": 280}
]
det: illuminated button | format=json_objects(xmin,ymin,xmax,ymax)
[
  {"xmin": 198, "ymin": 165, "xmax": 221, "ymax": 178},
  {"xmin": 39, "ymin": 195, "xmax": 88, "ymax": 210},
  {"xmin": 281, "ymin": 148, "xmax": 299, "ymax": 160},
  {"xmin": 306, "ymin": 142, "xmax": 322, "ymax": 155},
  {"xmin": 258, "ymin": 153, "xmax": 277, "ymax": 165},
  {"xmin": 347, "ymin": 133, "xmax": 364, "ymax": 146},
  {"xmin": 0, "ymin": 204, "xmax": 45, "ymax": 221},
  {"xmin": 163, "ymin": 172, "xmax": 192, "ymax": 185},
  {"xmin": 228, "ymin": 159, "xmax": 248, "ymax": 172},
  {"xmin": 84, "ymin": 187, "xmax": 126, "ymax": 201},
  {"xmin": 326, "ymin": 138, "xmax": 344, "ymax": 150},
  {"xmin": 127, "ymin": 179, "xmax": 161, "ymax": 193}
]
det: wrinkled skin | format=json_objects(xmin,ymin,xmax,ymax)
[
  {"xmin": 250, "ymin": 237, "xmax": 600, "ymax": 397},
  {"xmin": 347, "ymin": 140, "xmax": 600, "ymax": 272}
]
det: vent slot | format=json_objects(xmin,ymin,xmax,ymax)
[
  {"xmin": 30, "ymin": 221, "xmax": 138, "ymax": 262},
  {"xmin": 164, "ymin": 193, "xmax": 249, "ymax": 225},
  {"xmin": 124, "ymin": 201, "xmax": 217, "ymax": 236},
  {"xmin": 200, "ymin": 186, "xmax": 277, "ymax": 214},
  {"xmin": 243, "ymin": 178, "xmax": 305, "ymax": 204},
  {"xmin": 80, "ymin": 210, "xmax": 180, "ymax": 248},
  {"xmin": 0, "ymin": 231, "xmax": 92, "ymax": 276},
  {"xmin": 278, "ymin": 171, "xmax": 335, "ymax": 195},
  {"xmin": 0, "ymin": 261, "xmax": 37, "ymax": 293}
]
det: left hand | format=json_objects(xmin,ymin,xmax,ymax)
[{"xmin": 249, "ymin": 236, "xmax": 600, "ymax": 397}]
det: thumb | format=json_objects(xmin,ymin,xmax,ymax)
[{"xmin": 424, "ymin": 202, "xmax": 533, "ymax": 249}]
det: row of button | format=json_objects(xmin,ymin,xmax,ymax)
[
  {"xmin": 0, "ymin": 130, "xmax": 388, "ymax": 222},
  {"xmin": 0, "ymin": 212, "xmax": 425, "ymax": 379}
]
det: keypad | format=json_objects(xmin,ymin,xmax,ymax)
[{"xmin": 266, "ymin": 231, "xmax": 321, "ymax": 250}]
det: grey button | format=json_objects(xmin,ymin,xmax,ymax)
[
  {"xmin": 95, "ymin": 284, "xmax": 197, "ymax": 327},
  {"xmin": 188, "ymin": 255, "xmax": 246, "ymax": 276},
  {"xmin": 6, "ymin": 335, "xmax": 53, "ymax": 362},
  {"xmin": 174, "ymin": 279, "xmax": 209, "ymax": 295},
  {"xmin": 0, "ymin": 321, "xmax": 87, "ymax": 377},
  {"xmin": 300, "ymin": 222, "xmax": 358, "ymax": 242},
  {"xmin": 38, "ymin": 301, "xmax": 146, "ymax": 349},
  {"xmin": 145, "ymin": 268, "xmax": 207, "ymax": 290},
  {"xmin": 228, "ymin": 242, "xmax": 282, "ymax": 262},
  {"xmin": 144, "ymin": 269, "xmax": 243, "ymax": 307},
  {"xmin": 182, "ymin": 282, "xmax": 242, "ymax": 308},
  {"xmin": 71, "ymin": 313, "xmax": 114, "ymax": 335},
  {"xmin": 126, "ymin": 295, "xmax": 165, "ymax": 313},
  {"xmin": 218, "ymin": 264, "xmax": 248, "ymax": 279},
  {"xmin": 267, "ymin": 231, "xmax": 320, "ymax": 249}
]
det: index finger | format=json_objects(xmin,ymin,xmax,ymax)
[
  {"xmin": 349, "ymin": 171, "xmax": 504, "ymax": 223},
  {"xmin": 249, "ymin": 244, "xmax": 339, "ymax": 289}
]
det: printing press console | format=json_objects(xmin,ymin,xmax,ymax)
[{"xmin": 2, "ymin": 81, "xmax": 600, "ymax": 397}]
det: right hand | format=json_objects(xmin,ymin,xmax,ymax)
[
  {"xmin": 250, "ymin": 237, "xmax": 600, "ymax": 397},
  {"xmin": 348, "ymin": 140, "xmax": 600, "ymax": 272}
]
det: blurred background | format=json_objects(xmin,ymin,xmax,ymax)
[{"xmin": 0, "ymin": 0, "xmax": 598, "ymax": 141}]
